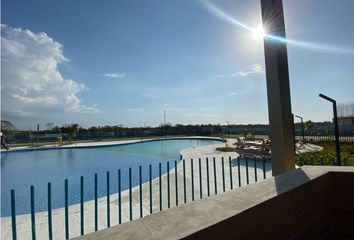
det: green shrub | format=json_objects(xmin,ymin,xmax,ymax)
[{"xmin": 216, "ymin": 147, "xmax": 234, "ymax": 152}]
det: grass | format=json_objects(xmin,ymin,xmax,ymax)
[
  {"xmin": 295, "ymin": 142, "xmax": 354, "ymax": 166},
  {"xmin": 216, "ymin": 147, "xmax": 235, "ymax": 152}
]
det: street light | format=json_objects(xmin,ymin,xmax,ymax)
[
  {"xmin": 295, "ymin": 115, "xmax": 305, "ymax": 141},
  {"xmin": 319, "ymin": 93, "xmax": 341, "ymax": 166},
  {"xmin": 226, "ymin": 121, "xmax": 230, "ymax": 138}
]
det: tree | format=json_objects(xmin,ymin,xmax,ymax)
[
  {"xmin": 63, "ymin": 124, "xmax": 79, "ymax": 143},
  {"xmin": 240, "ymin": 129, "xmax": 255, "ymax": 140},
  {"xmin": 45, "ymin": 122, "xmax": 54, "ymax": 131},
  {"xmin": 304, "ymin": 120, "xmax": 315, "ymax": 132}
]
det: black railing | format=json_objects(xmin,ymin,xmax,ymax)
[{"xmin": 294, "ymin": 130, "xmax": 354, "ymax": 143}]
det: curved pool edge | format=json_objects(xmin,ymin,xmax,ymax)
[
  {"xmin": 1, "ymin": 137, "xmax": 224, "ymax": 218},
  {"xmin": 1, "ymin": 138, "xmax": 224, "ymax": 216},
  {"xmin": 0, "ymin": 136, "xmax": 223, "ymax": 153},
  {"xmin": 1, "ymin": 138, "xmax": 224, "ymax": 219},
  {"xmin": 179, "ymin": 137, "xmax": 239, "ymax": 162}
]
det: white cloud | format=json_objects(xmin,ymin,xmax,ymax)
[
  {"xmin": 3, "ymin": 109, "xmax": 35, "ymax": 118},
  {"xmin": 216, "ymin": 64, "xmax": 265, "ymax": 78},
  {"xmin": 142, "ymin": 93, "xmax": 159, "ymax": 99},
  {"xmin": 123, "ymin": 108, "xmax": 144, "ymax": 112},
  {"xmin": 180, "ymin": 112, "xmax": 221, "ymax": 118},
  {"xmin": 1, "ymin": 24, "xmax": 100, "ymax": 118},
  {"xmin": 103, "ymin": 72, "xmax": 125, "ymax": 79}
]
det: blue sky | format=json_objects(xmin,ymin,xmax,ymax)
[{"xmin": 2, "ymin": 0, "xmax": 354, "ymax": 130}]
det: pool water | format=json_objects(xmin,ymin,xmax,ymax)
[{"xmin": 1, "ymin": 139, "xmax": 220, "ymax": 216}]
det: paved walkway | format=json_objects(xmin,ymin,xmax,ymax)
[{"xmin": 1, "ymin": 138, "xmax": 274, "ymax": 240}]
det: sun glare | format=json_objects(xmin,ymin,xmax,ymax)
[{"xmin": 252, "ymin": 26, "xmax": 265, "ymax": 40}]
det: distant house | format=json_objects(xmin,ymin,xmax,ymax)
[
  {"xmin": 337, "ymin": 102, "xmax": 354, "ymax": 129},
  {"xmin": 338, "ymin": 116, "xmax": 354, "ymax": 126}
]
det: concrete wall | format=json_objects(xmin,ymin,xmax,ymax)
[
  {"xmin": 328, "ymin": 172, "xmax": 354, "ymax": 239},
  {"xmin": 73, "ymin": 167, "xmax": 354, "ymax": 240},
  {"xmin": 184, "ymin": 172, "xmax": 354, "ymax": 240}
]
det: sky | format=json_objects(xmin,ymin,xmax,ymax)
[{"xmin": 1, "ymin": 0, "xmax": 354, "ymax": 130}]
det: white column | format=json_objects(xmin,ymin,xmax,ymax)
[{"xmin": 260, "ymin": 0, "xmax": 295, "ymax": 175}]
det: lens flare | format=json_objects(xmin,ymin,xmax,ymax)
[
  {"xmin": 252, "ymin": 26, "xmax": 265, "ymax": 40},
  {"xmin": 201, "ymin": 0, "xmax": 354, "ymax": 55}
]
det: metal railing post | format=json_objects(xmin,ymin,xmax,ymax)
[
  {"xmin": 159, "ymin": 163, "xmax": 163, "ymax": 210},
  {"xmin": 30, "ymin": 186, "xmax": 36, "ymax": 240},
  {"xmin": 199, "ymin": 158, "xmax": 203, "ymax": 199},
  {"xmin": 175, "ymin": 161, "xmax": 179, "ymax": 206},
  {"xmin": 149, "ymin": 164, "xmax": 152, "ymax": 213},
  {"xmin": 229, "ymin": 156, "xmax": 233, "ymax": 190},
  {"xmin": 191, "ymin": 159, "xmax": 194, "ymax": 201},
  {"xmin": 254, "ymin": 157, "xmax": 258, "ymax": 182},
  {"xmin": 221, "ymin": 157, "xmax": 225, "ymax": 192},
  {"xmin": 237, "ymin": 157, "xmax": 241, "ymax": 187},
  {"xmin": 167, "ymin": 162, "xmax": 170, "ymax": 208},
  {"xmin": 245, "ymin": 157, "xmax": 249, "ymax": 185},
  {"xmin": 139, "ymin": 165, "xmax": 143, "ymax": 217},
  {"xmin": 94, "ymin": 174, "xmax": 98, "ymax": 231},
  {"xmin": 118, "ymin": 169, "xmax": 122, "ymax": 224},
  {"xmin": 80, "ymin": 177, "xmax": 84, "ymax": 235},
  {"xmin": 206, "ymin": 158, "xmax": 210, "ymax": 197},
  {"xmin": 213, "ymin": 157, "xmax": 217, "ymax": 195},
  {"xmin": 11, "ymin": 189, "xmax": 17, "ymax": 240},
  {"xmin": 48, "ymin": 183, "xmax": 53, "ymax": 239},
  {"xmin": 129, "ymin": 167, "xmax": 132, "ymax": 221},
  {"xmin": 65, "ymin": 179, "xmax": 69, "ymax": 239},
  {"xmin": 262, "ymin": 157, "xmax": 266, "ymax": 179},
  {"xmin": 106, "ymin": 171, "xmax": 110, "ymax": 227},
  {"xmin": 183, "ymin": 160, "xmax": 187, "ymax": 203}
]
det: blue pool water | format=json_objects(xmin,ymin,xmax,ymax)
[{"xmin": 1, "ymin": 138, "xmax": 221, "ymax": 216}]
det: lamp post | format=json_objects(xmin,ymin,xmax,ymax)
[
  {"xmin": 163, "ymin": 110, "xmax": 166, "ymax": 138},
  {"xmin": 295, "ymin": 115, "xmax": 305, "ymax": 141},
  {"xmin": 226, "ymin": 121, "xmax": 230, "ymax": 139},
  {"xmin": 319, "ymin": 93, "xmax": 341, "ymax": 166}
]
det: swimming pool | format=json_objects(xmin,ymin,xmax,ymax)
[{"xmin": 1, "ymin": 138, "xmax": 221, "ymax": 216}]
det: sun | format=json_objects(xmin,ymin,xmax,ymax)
[{"xmin": 252, "ymin": 26, "xmax": 266, "ymax": 40}]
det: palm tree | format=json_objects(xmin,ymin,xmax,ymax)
[{"xmin": 65, "ymin": 123, "xmax": 79, "ymax": 143}]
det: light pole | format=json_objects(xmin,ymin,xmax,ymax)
[
  {"xmin": 319, "ymin": 93, "xmax": 341, "ymax": 166},
  {"xmin": 295, "ymin": 115, "xmax": 305, "ymax": 141},
  {"xmin": 163, "ymin": 110, "xmax": 166, "ymax": 138},
  {"xmin": 226, "ymin": 121, "xmax": 230, "ymax": 138}
]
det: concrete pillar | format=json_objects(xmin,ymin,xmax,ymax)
[{"xmin": 260, "ymin": 0, "xmax": 295, "ymax": 175}]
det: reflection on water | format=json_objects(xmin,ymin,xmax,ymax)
[
  {"xmin": 102, "ymin": 139, "xmax": 212, "ymax": 159},
  {"xmin": 66, "ymin": 149, "xmax": 76, "ymax": 167}
]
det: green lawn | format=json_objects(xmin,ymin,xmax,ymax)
[{"xmin": 295, "ymin": 142, "xmax": 354, "ymax": 166}]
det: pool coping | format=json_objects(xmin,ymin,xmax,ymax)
[{"xmin": 0, "ymin": 136, "xmax": 224, "ymax": 153}]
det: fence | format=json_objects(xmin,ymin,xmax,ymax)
[
  {"xmin": 3, "ymin": 128, "xmax": 219, "ymax": 145},
  {"xmin": 294, "ymin": 130, "xmax": 354, "ymax": 143},
  {"xmin": 3, "ymin": 128, "xmax": 354, "ymax": 146},
  {"xmin": 6, "ymin": 155, "xmax": 349, "ymax": 240}
]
